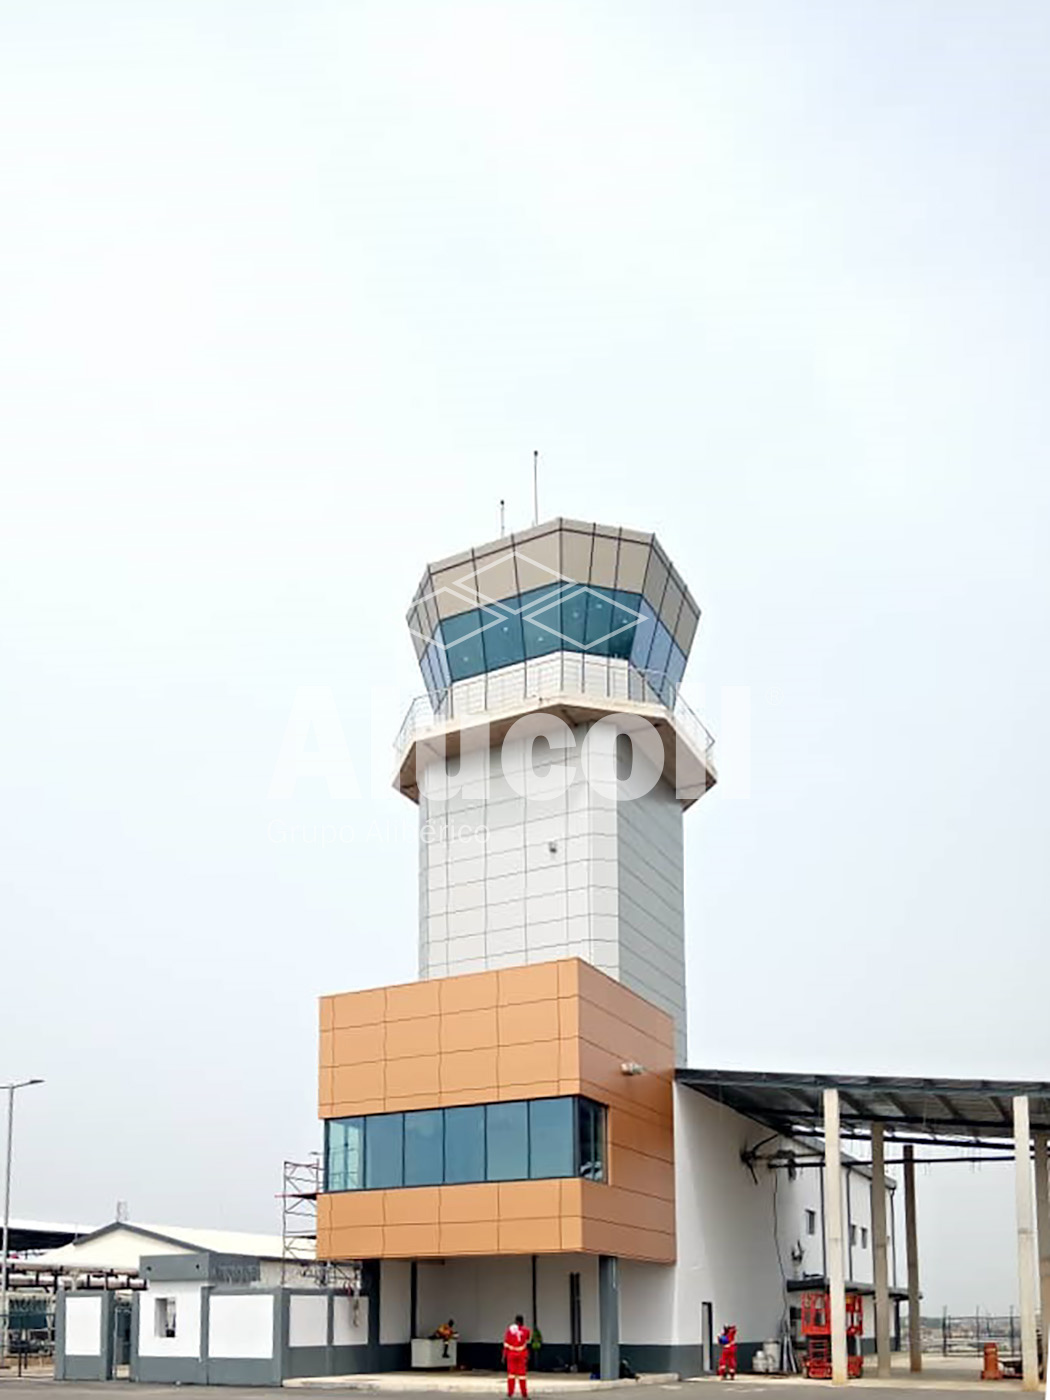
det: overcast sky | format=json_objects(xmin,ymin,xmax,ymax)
[{"xmin": 1, "ymin": 0, "xmax": 1048, "ymax": 1314}]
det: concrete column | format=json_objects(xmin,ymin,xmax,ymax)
[
  {"xmin": 903, "ymin": 1145, "xmax": 921, "ymax": 1372},
  {"xmin": 823, "ymin": 1089, "xmax": 849, "ymax": 1385},
  {"xmin": 1014, "ymin": 1097, "xmax": 1039, "ymax": 1391},
  {"xmin": 1034, "ymin": 1133, "xmax": 1050, "ymax": 1379},
  {"xmin": 871, "ymin": 1124, "xmax": 892, "ymax": 1378},
  {"xmin": 598, "ymin": 1255, "xmax": 620, "ymax": 1381}
]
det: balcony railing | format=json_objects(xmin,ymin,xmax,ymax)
[{"xmin": 395, "ymin": 653, "xmax": 715, "ymax": 764}]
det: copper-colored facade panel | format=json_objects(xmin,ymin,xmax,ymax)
[
  {"xmin": 385, "ymin": 1054, "xmax": 440, "ymax": 1100},
  {"xmin": 384, "ymin": 1187, "xmax": 441, "ymax": 1226},
  {"xmin": 497, "ymin": 962, "xmax": 561, "ymax": 1006},
  {"xmin": 333, "ymin": 1024, "xmax": 387, "ymax": 1066},
  {"xmin": 556, "ymin": 961, "xmax": 580, "ymax": 1000},
  {"xmin": 331, "ymin": 987, "xmax": 386, "ymax": 1029},
  {"xmin": 439, "ymin": 1183, "xmax": 499, "ymax": 1223},
  {"xmin": 499, "ymin": 1218, "xmax": 561, "ymax": 1253},
  {"xmin": 385, "ymin": 1017, "xmax": 441, "ymax": 1061},
  {"xmin": 332, "ymin": 1061, "xmax": 384, "ymax": 1105},
  {"xmin": 440, "ymin": 1221, "xmax": 500, "ymax": 1255},
  {"xmin": 385, "ymin": 980, "xmax": 441, "ymax": 1021},
  {"xmin": 498, "ymin": 999, "xmax": 559, "ymax": 1045},
  {"xmin": 317, "ymin": 958, "xmax": 677, "ymax": 1264},
  {"xmin": 612, "ymin": 1146, "xmax": 676, "ymax": 1198},
  {"xmin": 319, "ymin": 997, "xmax": 334, "ymax": 1032},
  {"xmin": 440, "ymin": 1006, "xmax": 498, "ymax": 1053},
  {"xmin": 440, "ymin": 1047, "xmax": 498, "ymax": 1095},
  {"xmin": 497, "ymin": 1041, "xmax": 560, "ymax": 1090},
  {"xmin": 440, "ymin": 970, "xmax": 499, "ymax": 1015},
  {"xmin": 325, "ymin": 1191, "xmax": 385, "ymax": 1230},
  {"xmin": 497, "ymin": 1180, "xmax": 561, "ymax": 1220},
  {"xmin": 385, "ymin": 1223, "xmax": 441, "ymax": 1257}
]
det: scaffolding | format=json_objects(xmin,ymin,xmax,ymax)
[{"xmin": 280, "ymin": 1157, "xmax": 359, "ymax": 1290}]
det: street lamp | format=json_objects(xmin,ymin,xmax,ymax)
[{"xmin": 0, "ymin": 1079, "xmax": 44, "ymax": 1369}]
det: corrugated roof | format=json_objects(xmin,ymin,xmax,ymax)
[{"xmin": 677, "ymin": 1069, "xmax": 1050, "ymax": 1142}]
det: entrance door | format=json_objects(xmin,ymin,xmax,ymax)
[
  {"xmin": 701, "ymin": 1302, "xmax": 714, "ymax": 1374},
  {"xmin": 111, "ymin": 1298, "xmax": 133, "ymax": 1377}
]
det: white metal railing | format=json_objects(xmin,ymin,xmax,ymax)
[{"xmin": 394, "ymin": 653, "xmax": 715, "ymax": 763}]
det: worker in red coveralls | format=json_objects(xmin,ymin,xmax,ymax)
[
  {"xmin": 503, "ymin": 1314, "xmax": 531, "ymax": 1397},
  {"xmin": 717, "ymin": 1324, "xmax": 738, "ymax": 1379}
]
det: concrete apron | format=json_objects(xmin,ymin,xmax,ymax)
[{"xmin": 285, "ymin": 1372, "xmax": 678, "ymax": 1392}]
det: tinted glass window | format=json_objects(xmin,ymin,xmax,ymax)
[
  {"xmin": 666, "ymin": 640, "xmax": 686, "ymax": 693},
  {"xmin": 629, "ymin": 595, "xmax": 658, "ymax": 672},
  {"xmin": 578, "ymin": 1098, "xmax": 606, "ymax": 1181},
  {"xmin": 608, "ymin": 591, "xmax": 644, "ymax": 661},
  {"xmin": 481, "ymin": 612, "xmax": 524, "ymax": 672},
  {"xmin": 327, "ymin": 1117, "xmax": 364, "ymax": 1191},
  {"xmin": 647, "ymin": 620, "xmax": 673, "ymax": 684},
  {"xmin": 528, "ymin": 1097, "xmax": 575, "ymax": 1179},
  {"xmin": 441, "ymin": 610, "xmax": 488, "ymax": 681},
  {"xmin": 557, "ymin": 590, "xmax": 588, "ymax": 651},
  {"xmin": 486, "ymin": 1101, "xmax": 529, "ymax": 1181},
  {"xmin": 519, "ymin": 587, "xmax": 563, "ymax": 660},
  {"xmin": 365, "ymin": 1113, "xmax": 404, "ymax": 1188},
  {"xmin": 404, "ymin": 1109, "xmax": 444, "ymax": 1187},
  {"xmin": 445, "ymin": 1104, "xmax": 486, "ymax": 1184}
]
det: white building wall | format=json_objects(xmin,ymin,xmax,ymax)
[
  {"xmin": 380, "ymin": 1260, "xmax": 412, "ymax": 1344},
  {"xmin": 288, "ymin": 1294, "xmax": 328, "ymax": 1349},
  {"xmin": 669, "ymin": 1087, "xmax": 895, "ymax": 1352},
  {"xmin": 416, "ymin": 1255, "xmax": 599, "ymax": 1345},
  {"xmin": 332, "ymin": 1296, "xmax": 369, "ymax": 1346},
  {"xmin": 137, "ymin": 1280, "xmax": 204, "ymax": 1360},
  {"xmin": 417, "ymin": 719, "xmax": 687, "ymax": 1052},
  {"xmin": 616, "ymin": 778, "xmax": 686, "ymax": 1059},
  {"xmin": 65, "ymin": 1296, "xmax": 102, "ymax": 1356},
  {"xmin": 207, "ymin": 1295, "xmax": 274, "ymax": 1360}
]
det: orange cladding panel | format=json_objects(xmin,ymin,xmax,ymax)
[{"xmin": 317, "ymin": 959, "xmax": 676, "ymax": 1263}]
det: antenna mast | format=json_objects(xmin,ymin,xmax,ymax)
[
  {"xmin": 533, "ymin": 450, "xmax": 539, "ymax": 526},
  {"xmin": 500, "ymin": 499, "xmax": 506, "ymax": 537}
]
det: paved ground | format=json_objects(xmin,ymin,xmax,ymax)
[{"xmin": 0, "ymin": 1378, "xmax": 1027, "ymax": 1400}]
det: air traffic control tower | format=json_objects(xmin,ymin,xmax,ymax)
[{"xmin": 393, "ymin": 518, "xmax": 716, "ymax": 1059}]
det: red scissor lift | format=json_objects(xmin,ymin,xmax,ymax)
[{"xmin": 800, "ymin": 1291, "xmax": 864, "ymax": 1379}]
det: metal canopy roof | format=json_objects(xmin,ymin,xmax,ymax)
[{"xmin": 676, "ymin": 1069, "xmax": 1050, "ymax": 1142}]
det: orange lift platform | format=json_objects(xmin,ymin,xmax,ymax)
[{"xmin": 800, "ymin": 1290, "xmax": 865, "ymax": 1379}]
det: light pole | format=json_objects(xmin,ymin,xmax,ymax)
[{"xmin": 0, "ymin": 1079, "xmax": 44, "ymax": 1369}]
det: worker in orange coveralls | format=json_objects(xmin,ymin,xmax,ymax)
[
  {"xmin": 503, "ymin": 1314, "xmax": 531, "ymax": 1397},
  {"xmin": 717, "ymin": 1324, "xmax": 738, "ymax": 1379}
]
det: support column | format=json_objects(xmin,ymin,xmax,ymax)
[
  {"xmin": 823, "ymin": 1089, "xmax": 848, "ymax": 1385},
  {"xmin": 904, "ymin": 1145, "xmax": 921, "ymax": 1373},
  {"xmin": 1014, "ymin": 1097, "xmax": 1039, "ymax": 1391},
  {"xmin": 871, "ymin": 1124, "xmax": 892, "ymax": 1378},
  {"xmin": 361, "ymin": 1260, "xmax": 381, "ymax": 1371},
  {"xmin": 598, "ymin": 1255, "xmax": 620, "ymax": 1381},
  {"xmin": 1034, "ymin": 1133, "xmax": 1050, "ymax": 1380}
]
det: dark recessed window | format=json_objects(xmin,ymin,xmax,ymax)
[
  {"xmin": 326, "ymin": 1117, "xmax": 364, "ymax": 1192},
  {"xmin": 365, "ymin": 1113, "xmax": 404, "ymax": 1189},
  {"xmin": 577, "ymin": 1097, "xmax": 606, "ymax": 1181},
  {"xmin": 486, "ymin": 1101, "xmax": 529, "ymax": 1181},
  {"xmin": 529, "ymin": 1097, "xmax": 575, "ymax": 1179},
  {"xmin": 444, "ymin": 1104, "xmax": 486, "ymax": 1184},
  {"xmin": 404, "ymin": 1108, "xmax": 444, "ymax": 1187},
  {"xmin": 324, "ymin": 1096, "xmax": 607, "ymax": 1193}
]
